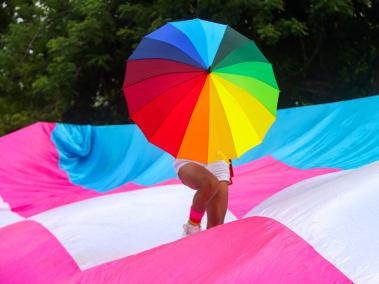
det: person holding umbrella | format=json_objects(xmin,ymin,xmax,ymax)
[
  {"xmin": 124, "ymin": 19, "xmax": 279, "ymax": 237},
  {"xmin": 175, "ymin": 158, "xmax": 233, "ymax": 235}
]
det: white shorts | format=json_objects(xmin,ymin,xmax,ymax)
[{"xmin": 173, "ymin": 159, "xmax": 230, "ymax": 182}]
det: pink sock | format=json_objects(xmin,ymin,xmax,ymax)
[{"xmin": 189, "ymin": 207, "xmax": 205, "ymax": 225}]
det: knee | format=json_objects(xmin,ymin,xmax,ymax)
[
  {"xmin": 199, "ymin": 178, "xmax": 219, "ymax": 196},
  {"xmin": 199, "ymin": 179, "xmax": 218, "ymax": 199}
]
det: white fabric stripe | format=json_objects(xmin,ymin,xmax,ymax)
[
  {"xmin": 30, "ymin": 184, "xmax": 237, "ymax": 270},
  {"xmin": 246, "ymin": 161, "xmax": 379, "ymax": 284},
  {"xmin": 0, "ymin": 195, "xmax": 24, "ymax": 228}
]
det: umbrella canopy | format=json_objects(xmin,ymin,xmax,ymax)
[{"xmin": 124, "ymin": 18, "xmax": 279, "ymax": 163}]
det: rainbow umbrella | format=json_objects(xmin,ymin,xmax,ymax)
[{"xmin": 123, "ymin": 19, "xmax": 279, "ymax": 163}]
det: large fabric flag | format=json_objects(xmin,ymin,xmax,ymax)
[
  {"xmin": 124, "ymin": 18, "xmax": 279, "ymax": 163},
  {"xmin": 1, "ymin": 95, "xmax": 379, "ymax": 283}
]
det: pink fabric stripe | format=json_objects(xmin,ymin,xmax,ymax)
[
  {"xmin": 0, "ymin": 122, "xmax": 180, "ymax": 217},
  {"xmin": 0, "ymin": 123, "xmax": 100, "ymax": 217},
  {"xmin": 228, "ymin": 156, "xmax": 340, "ymax": 218},
  {"xmin": 76, "ymin": 216, "xmax": 352, "ymax": 283},
  {"xmin": 0, "ymin": 220, "xmax": 80, "ymax": 283},
  {"xmin": 0, "ymin": 217, "xmax": 351, "ymax": 283}
]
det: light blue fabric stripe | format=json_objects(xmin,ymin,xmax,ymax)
[
  {"xmin": 234, "ymin": 94, "xmax": 379, "ymax": 169},
  {"xmin": 52, "ymin": 95, "xmax": 379, "ymax": 191},
  {"xmin": 52, "ymin": 124, "xmax": 176, "ymax": 191}
]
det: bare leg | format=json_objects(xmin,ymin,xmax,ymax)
[
  {"xmin": 178, "ymin": 163, "xmax": 220, "ymax": 213},
  {"xmin": 206, "ymin": 181, "xmax": 228, "ymax": 229}
]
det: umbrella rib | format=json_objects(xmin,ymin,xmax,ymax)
[
  {"xmin": 130, "ymin": 73, "xmax": 206, "ymax": 117},
  {"xmin": 216, "ymin": 105, "xmax": 239, "ymax": 159},
  {"xmin": 214, "ymin": 62, "xmax": 279, "ymax": 90},
  {"xmin": 212, "ymin": 72, "xmax": 279, "ymax": 116},
  {"xmin": 144, "ymin": 32, "xmax": 207, "ymax": 68},
  {"xmin": 125, "ymin": 57, "xmax": 205, "ymax": 88},
  {"xmin": 211, "ymin": 26, "xmax": 250, "ymax": 68},
  {"xmin": 134, "ymin": 75, "xmax": 207, "ymax": 149},
  {"xmin": 225, "ymin": 82, "xmax": 275, "ymax": 142},
  {"xmin": 148, "ymin": 76, "xmax": 206, "ymax": 156},
  {"xmin": 168, "ymin": 20, "xmax": 210, "ymax": 68},
  {"xmin": 212, "ymin": 40, "xmax": 269, "ymax": 70},
  {"xmin": 214, "ymin": 69, "xmax": 279, "ymax": 92},
  {"xmin": 209, "ymin": 77, "xmax": 239, "ymax": 159},
  {"xmin": 210, "ymin": 96, "xmax": 238, "ymax": 160},
  {"xmin": 214, "ymin": 55, "xmax": 269, "ymax": 69},
  {"xmin": 125, "ymin": 68, "xmax": 204, "ymax": 88},
  {"xmin": 213, "ymin": 75, "xmax": 268, "ymax": 153}
]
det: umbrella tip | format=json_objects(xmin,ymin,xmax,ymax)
[{"xmin": 207, "ymin": 67, "xmax": 212, "ymax": 73}]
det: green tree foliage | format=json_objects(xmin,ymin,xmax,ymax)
[{"xmin": 0, "ymin": 0, "xmax": 378, "ymax": 135}]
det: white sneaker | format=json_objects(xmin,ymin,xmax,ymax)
[{"xmin": 182, "ymin": 222, "xmax": 201, "ymax": 237}]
